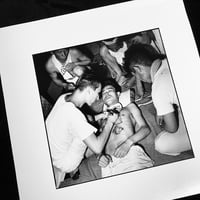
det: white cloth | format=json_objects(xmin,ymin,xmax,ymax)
[
  {"xmin": 101, "ymin": 145, "xmax": 153, "ymax": 177},
  {"xmin": 151, "ymin": 29, "xmax": 165, "ymax": 54},
  {"xmin": 46, "ymin": 94, "xmax": 97, "ymax": 173},
  {"xmin": 108, "ymin": 42, "xmax": 128, "ymax": 65},
  {"xmin": 51, "ymin": 51, "xmax": 79, "ymax": 84},
  {"xmin": 151, "ymin": 59, "xmax": 191, "ymax": 154},
  {"xmin": 151, "ymin": 59, "xmax": 178, "ymax": 116},
  {"xmin": 119, "ymin": 89, "xmax": 131, "ymax": 107}
]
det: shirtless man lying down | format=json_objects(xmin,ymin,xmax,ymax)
[{"xmin": 96, "ymin": 78, "xmax": 154, "ymax": 177}]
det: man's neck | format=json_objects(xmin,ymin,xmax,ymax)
[{"xmin": 66, "ymin": 90, "xmax": 85, "ymax": 108}]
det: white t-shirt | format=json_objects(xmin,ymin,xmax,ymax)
[
  {"xmin": 108, "ymin": 42, "xmax": 128, "ymax": 65},
  {"xmin": 151, "ymin": 59, "xmax": 179, "ymax": 116},
  {"xmin": 46, "ymin": 94, "xmax": 97, "ymax": 172}
]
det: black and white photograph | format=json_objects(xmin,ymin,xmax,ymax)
[
  {"xmin": 33, "ymin": 28, "xmax": 194, "ymax": 189},
  {"xmin": 1, "ymin": 0, "xmax": 200, "ymax": 199}
]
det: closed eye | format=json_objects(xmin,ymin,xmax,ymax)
[{"xmin": 133, "ymin": 65, "xmax": 141, "ymax": 71}]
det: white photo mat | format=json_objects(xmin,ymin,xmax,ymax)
[{"xmin": 1, "ymin": 0, "xmax": 200, "ymax": 199}]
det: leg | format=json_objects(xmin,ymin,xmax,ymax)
[
  {"xmin": 155, "ymin": 130, "xmax": 192, "ymax": 156},
  {"xmin": 155, "ymin": 110, "xmax": 192, "ymax": 155},
  {"xmin": 59, "ymin": 155, "xmax": 101, "ymax": 187}
]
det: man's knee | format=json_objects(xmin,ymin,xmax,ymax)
[{"xmin": 154, "ymin": 133, "xmax": 170, "ymax": 154}]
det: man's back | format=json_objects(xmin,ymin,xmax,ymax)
[{"xmin": 45, "ymin": 94, "xmax": 95, "ymax": 172}]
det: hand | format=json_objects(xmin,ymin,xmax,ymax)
[
  {"xmin": 107, "ymin": 112, "xmax": 118, "ymax": 124},
  {"xmin": 64, "ymin": 83, "xmax": 75, "ymax": 91},
  {"xmin": 113, "ymin": 141, "xmax": 132, "ymax": 158},
  {"xmin": 156, "ymin": 115, "xmax": 164, "ymax": 127},
  {"xmin": 98, "ymin": 155, "xmax": 111, "ymax": 168},
  {"xmin": 103, "ymin": 111, "xmax": 109, "ymax": 119},
  {"xmin": 66, "ymin": 62, "xmax": 76, "ymax": 71}
]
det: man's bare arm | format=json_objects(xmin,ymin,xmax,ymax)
[
  {"xmin": 83, "ymin": 113, "xmax": 118, "ymax": 154},
  {"xmin": 70, "ymin": 48, "xmax": 91, "ymax": 66},
  {"xmin": 45, "ymin": 59, "xmax": 68, "ymax": 88},
  {"xmin": 100, "ymin": 46, "xmax": 122, "ymax": 81},
  {"xmin": 159, "ymin": 112, "xmax": 178, "ymax": 133},
  {"xmin": 125, "ymin": 103, "xmax": 150, "ymax": 146}
]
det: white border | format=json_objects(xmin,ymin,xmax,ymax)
[{"xmin": 1, "ymin": 0, "xmax": 200, "ymax": 199}]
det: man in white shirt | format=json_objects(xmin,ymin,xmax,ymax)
[
  {"xmin": 124, "ymin": 43, "xmax": 192, "ymax": 156},
  {"xmin": 46, "ymin": 72, "xmax": 117, "ymax": 187},
  {"xmin": 46, "ymin": 47, "xmax": 91, "ymax": 92}
]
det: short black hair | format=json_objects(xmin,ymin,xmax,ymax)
[
  {"xmin": 101, "ymin": 78, "xmax": 121, "ymax": 93},
  {"xmin": 75, "ymin": 71, "xmax": 101, "ymax": 91},
  {"xmin": 124, "ymin": 43, "xmax": 166, "ymax": 70}
]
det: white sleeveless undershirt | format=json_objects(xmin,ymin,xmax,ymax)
[{"xmin": 51, "ymin": 51, "xmax": 79, "ymax": 84}]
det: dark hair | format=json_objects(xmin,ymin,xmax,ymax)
[
  {"xmin": 75, "ymin": 71, "xmax": 101, "ymax": 91},
  {"xmin": 101, "ymin": 78, "xmax": 121, "ymax": 93},
  {"xmin": 103, "ymin": 37, "xmax": 117, "ymax": 42},
  {"xmin": 124, "ymin": 43, "xmax": 166, "ymax": 71}
]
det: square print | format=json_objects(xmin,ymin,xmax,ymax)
[{"xmin": 32, "ymin": 28, "xmax": 194, "ymax": 189}]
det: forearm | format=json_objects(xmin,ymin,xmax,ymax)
[
  {"xmin": 94, "ymin": 112, "xmax": 107, "ymax": 121},
  {"xmin": 127, "ymin": 126, "xmax": 150, "ymax": 146},
  {"xmin": 158, "ymin": 113, "xmax": 178, "ymax": 133},
  {"xmin": 51, "ymin": 77, "xmax": 67, "ymax": 88},
  {"xmin": 135, "ymin": 77, "xmax": 144, "ymax": 97},
  {"xmin": 95, "ymin": 120, "xmax": 114, "ymax": 154},
  {"xmin": 74, "ymin": 59, "xmax": 91, "ymax": 66},
  {"xmin": 108, "ymin": 63, "xmax": 122, "ymax": 77},
  {"xmin": 103, "ymin": 57, "xmax": 122, "ymax": 78},
  {"xmin": 85, "ymin": 147, "xmax": 95, "ymax": 158}
]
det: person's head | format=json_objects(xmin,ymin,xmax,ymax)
[
  {"xmin": 101, "ymin": 78, "xmax": 121, "ymax": 107},
  {"xmin": 71, "ymin": 66, "xmax": 87, "ymax": 78},
  {"xmin": 124, "ymin": 43, "xmax": 166, "ymax": 83},
  {"xmin": 52, "ymin": 48, "xmax": 69, "ymax": 63},
  {"xmin": 75, "ymin": 72, "xmax": 102, "ymax": 106},
  {"xmin": 102, "ymin": 37, "xmax": 123, "ymax": 52}
]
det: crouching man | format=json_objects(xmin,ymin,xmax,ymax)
[{"xmin": 45, "ymin": 73, "xmax": 117, "ymax": 188}]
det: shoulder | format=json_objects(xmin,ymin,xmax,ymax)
[
  {"xmin": 99, "ymin": 45, "xmax": 109, "ymax": 56},
  {"xmin": 126, "ymin": 102, "xmax": 138, "ymax": 109},
  {"xmin": 45, "ymin": 55, "xmax": 57, "ymax": 73},
  {"xmin": 126, "ymin": 103, "xmax": 141, "ymax": 114},
  {"xmin": 70, "ymin": 48, "xmax": 82, "ymax": 56}
]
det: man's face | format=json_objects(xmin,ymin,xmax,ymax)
[
  {"xmin": 102, "ymin": 85, "xmax": 119, "ymax": 107},
  {"xmin": 54, "ymin": 48, "xmax": 69, "ymax": 62},
  {"xmin": 129, "ymin": 62, "xmax": 152, "ymax": 83},
  {"xmin": 87, "ymin": 85, "xmax": 102, "ymax": 106}
]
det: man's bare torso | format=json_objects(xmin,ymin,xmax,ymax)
[{"xmin": 104, "ymin": 107, "xmax": 136, "ymax": 155}]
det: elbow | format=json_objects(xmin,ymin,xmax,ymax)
[{"xmin": 92, "ymin": 147, "xmax": 102, "ymax": 155}]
